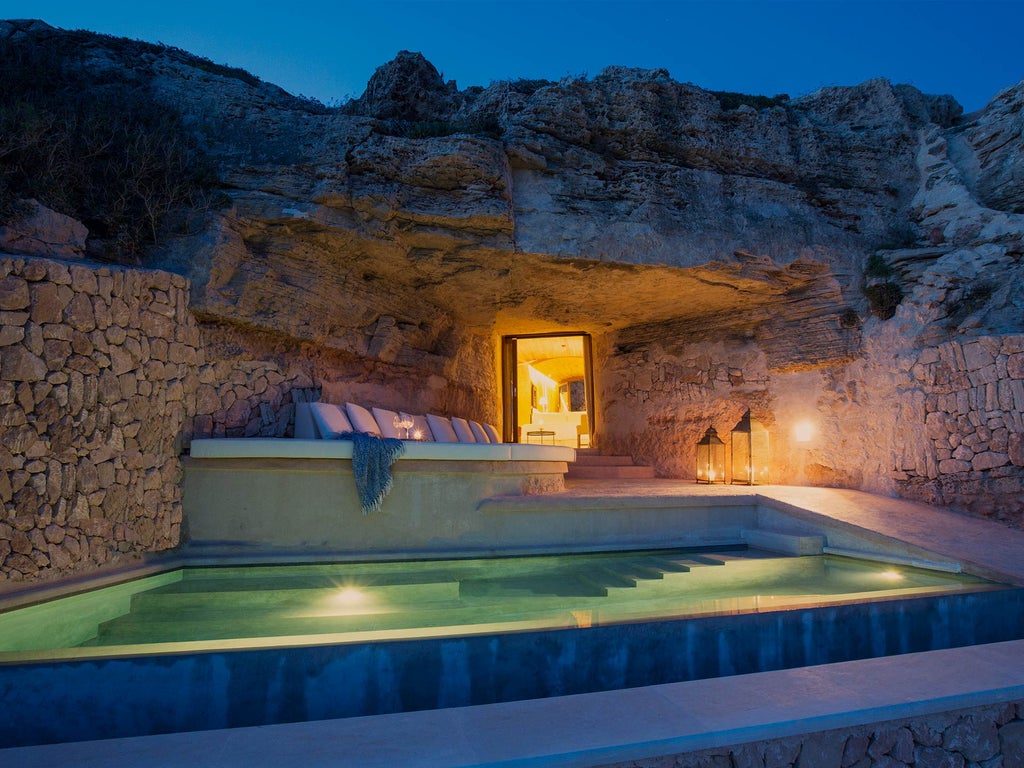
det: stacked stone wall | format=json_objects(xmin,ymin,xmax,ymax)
[
  {"xmin": 0, "ymin": 256, "xmax": 199, "ymax": 582},
  {"xmin": 899, "ymin": 336, "xmax": 1024, "ymax": 524},
  {"xmin": 597, "ymin": 338, "xmax": 772, "ymax": 479},
  {"xmin": 0, "ymin": 255, "xmax": 497, "ymax": 584},
  {"xmin": 600, "ymin": 331, "xmax": 1024, "ymax": 525},
  {"xmin": 599, "ymin": 699, "xmax": 1024, "ymax": 768},
  {"xmin": 192, "ymin": 358, "xmax": 317, "ymax": 440}
]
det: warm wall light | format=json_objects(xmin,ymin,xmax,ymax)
[
  {"xmin": 731, "ymin": 410, "xmax": 769, "ymax": 485},
  {"xmin": 695, "ymin": 427, "xmax": 726, "ymax": 484},
  {"xmin": 794, "ymin": 420, "xmax": 816, "ymax": 443}
]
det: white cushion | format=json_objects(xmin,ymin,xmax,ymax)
[
  {"xmin": 372, "ymin": 407, "xmax": 402, "ymax": 439},
  {"xmin": 426, "ymin": 414, "xmax": 459, "ymax": 443},
  {"xmin": 401, "ymin": 412, "xmax": 434, "ymax": 442},
  {"xmin": 483, "ymin": 423, "xmax": 502, "ymax": 443},
  {"xmin": 310, "ymin": 402, "xmax": 353, "ymax": 438},
  {"xmin": 345, "ymin": 402, "xmax": 381, "ymax": 436},
  {"xmin": 469, "ymin": 420, "xmax": 490, "ymax": 443},
  {"xmin": 451, "ymin": 416, "xmax": 477, "ymax": 443}
]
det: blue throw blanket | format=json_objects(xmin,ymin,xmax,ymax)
[{"xmin": 341, "ymin": 432, "xmax": 406, "ymax": 514}]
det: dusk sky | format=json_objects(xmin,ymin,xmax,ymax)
[{"xmin": 6, "ymin": 0, "xmax": 1023, "ymax": 113}]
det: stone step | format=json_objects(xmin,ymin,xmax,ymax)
[
  {"xmin": 571, "ymin": 454, "xmax": 637, "ymax": 466},
  {"xmin": 565, "ymin": 464, "xmax": 656, "ymax": 480}
]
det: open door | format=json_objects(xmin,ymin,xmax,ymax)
[{"xmin": 501, "ymin": 333, "xmax": 594, "ymax": 447}]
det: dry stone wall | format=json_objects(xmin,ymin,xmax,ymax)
[
  {"xmin": 0, "ymin": 256, "xmax": 320, "ymax": 583},
  {"xmin": 0, "ymin": 253, "xmax": 498, "ymax": 584},
  {"xmin": 599, "ymin": 329, "xmax": 1024, "ymax": 526},
  {"xmin": 598, "ymin": 699, "xmax": 1024, "ymax": 768},
  {"xmin": 192, "ymin": 357, "xmax": 317, "ymax": 440},
  {"xmin": 597, "ymin": 338, "xmax": 772, "ymax": 479},
  {"xmin": 0, "ymin": 255, "xmax": 199, "ymax": 582},
  {"xmin": 899, "ymin": 336, "xmax": 1024, "ymax": 524}
]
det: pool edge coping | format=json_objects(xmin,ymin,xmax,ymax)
[{"xmin": 2, "ymin": 639, "xmax": 1022, "ymax": 767}]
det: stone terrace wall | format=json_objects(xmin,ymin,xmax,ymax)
[
  {"xmin": 598, "ymin": 332, "xmax": 1024, "ymax": 526},
  {"xmin": 192, "ymin": 357, "xmax": 317, "ymax": 440},
  {"xmin": 597, "ymin": 338, "xmax": 771, "ymax": 479},
  {"xmin": 0, "ymin": 255, "xmax": 422, "ymax": 584},
  {"xmin": 599, "ymin": 699, "xmax": 1024, "ymax": 768},
  {"xmin": 899, "ymin": 336, "xmax": 1024, "ymax": 524},
  {"xmin": 0, "ymin": 256, "xmax": 199, "ymax": 582}
]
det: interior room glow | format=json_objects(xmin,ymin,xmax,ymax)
[{"xmin": 526, "ymin": 364, "xmax": 558, "ymax": 391}]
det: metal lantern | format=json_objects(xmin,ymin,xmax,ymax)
[
  {"xmin": 731, "ymin": 410, "xmax": 770, "ymax": 485},
  {"xmin": 695, "ymin": 426, "xmax": 726, "ymax": 484}
]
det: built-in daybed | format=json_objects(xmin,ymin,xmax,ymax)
[{"xmin": 182, "ymin": 403, "xmax": 576, "ymax": 554}]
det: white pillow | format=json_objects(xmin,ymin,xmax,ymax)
[
  {"xmin": 345, "ymin": 402, "xmax": 382, "ymax": 436},
  {"xmin": 401, "ymin": 412, "xmax": 434, "ymax": 441},
  {"xmin": 451, "ymin": 416, "xmax": 476, "ymax": 443},
  {"xmin": 372, "ymin": 407, "xmax": 402, "ymax": 439},
  {"xmin": 310, "ymin": 402, "xmax": 353, "ymax": 438},
  {"xmin": 426, "ymin": 414, "xmax": 459, "ymax": 443},
  {"xmin": 469, "ymin": 420, "xmax": 490, "ymax": 443},
  {"xmin": 483, "ymin": 423, "xmax": 502, "ymax": 443}
]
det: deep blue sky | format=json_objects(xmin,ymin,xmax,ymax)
[{"xmin": 6, "ymin": 0, "xmax": 1022, "ymax": 112}]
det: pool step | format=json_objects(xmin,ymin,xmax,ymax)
[
  {"xmin": 96, "ymin": 563, "xmax": 741, "ymax": 644},
  {"xmin": 158, "ymin": 569, "xmax": 463, "ymax": 594},
  {"xmin": 90, "ymin": 603, "xmax": 582, "ymax": 645},
  {"xmin": 87, "ymin": 550, "xmax": 747, "ymax": 645},
  {"xmin": 128, "ymin": 579, "xmax": 461, "ymax": 615},
  {"xmin": 458, "ymin": 554, "xmax": 718, "ymax": 598}
]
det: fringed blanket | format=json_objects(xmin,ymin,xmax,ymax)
[{"xmin": 341, "ymin": 431, "xmax": 406, "ymax": 514}]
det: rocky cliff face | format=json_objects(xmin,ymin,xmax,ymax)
[
  {"xmin": 3, "ymin": 20, "xmax": 1024, "ymax": 523},
  {"xmin": 158, "ymin": 55, "xmax": 948, "ymax": 352}
]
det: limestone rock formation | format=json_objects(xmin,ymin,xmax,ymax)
[
  {"xmin": 0, "ymin": 200, "xmax": 87, "ymax": 259},
  {"xmin": 347, "ymin": 50, "xmax": 464, "ymax": 122},
  {"xmin": 2, "ymin": 19, "xmax": 1024, "ymax": 532}
]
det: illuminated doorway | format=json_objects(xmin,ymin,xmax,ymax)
[{"xmin": 501, "ymin": 333, "xmax": 594, "ymax": 447}]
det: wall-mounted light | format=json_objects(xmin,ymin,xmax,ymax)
[
  {"xmin": 794, "ymin": 420, "xmax": 816, "ymax": 443},
  {"xmin": 695, "ymin": 427, "xmax": 725, "ymax": 484},
  {"xmin": 731, "ymin": 410, "xmax": 769, "ymax": 485}
]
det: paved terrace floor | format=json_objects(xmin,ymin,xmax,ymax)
[
  {"xmin": 4, "ymin": 481, "xmax": 1024, "ymax": 767},
  {"xmin": 556, "ymin": 480, "xmax": 1024, "ymax": 584}
]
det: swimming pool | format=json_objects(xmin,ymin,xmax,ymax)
[{"xmin": 0, "ymin": 547, "xmax": 1020, "ymax": 748}]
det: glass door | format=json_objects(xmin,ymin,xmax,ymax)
[{"xmin": 501, "ymin": 333, "xmax": 594, "ymax": 447}]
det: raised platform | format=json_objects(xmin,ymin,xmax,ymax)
[{"xmin": 183, "ymin": 438, "xmax": 576, "ymax": 552}]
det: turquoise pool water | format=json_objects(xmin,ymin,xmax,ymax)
[
  {"xmin": 0, "ymin": 547, "xmax": 1020, "ymax": 748},
  {"xmin": 0, "ymin": 547, "xmax": 1000, "ymax": 656}
]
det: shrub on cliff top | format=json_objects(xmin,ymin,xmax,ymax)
[
  {"xmin": 0, "ymin": 32, "xmax": 217, "ymax": 262},
  {"xmin": 712, "ymin": 91, "xmax": 790, "ymax": 111}
]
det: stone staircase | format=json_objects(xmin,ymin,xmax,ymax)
[{"xmin": 566, "ymin": 448, "xmax": 656, "ymax": 480}]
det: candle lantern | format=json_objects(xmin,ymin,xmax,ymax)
[
  {"xmin": 731, "ymin": 410, "xmax": 770, "ymax": 485},
  {"xmin": 695, "ymin": 427, "xmax": 725, "ymax": 483}
]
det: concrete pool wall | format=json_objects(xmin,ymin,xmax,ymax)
[{"xmin": 1, "ymin": 586, "xmax": 1022, "ymax": 749}]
